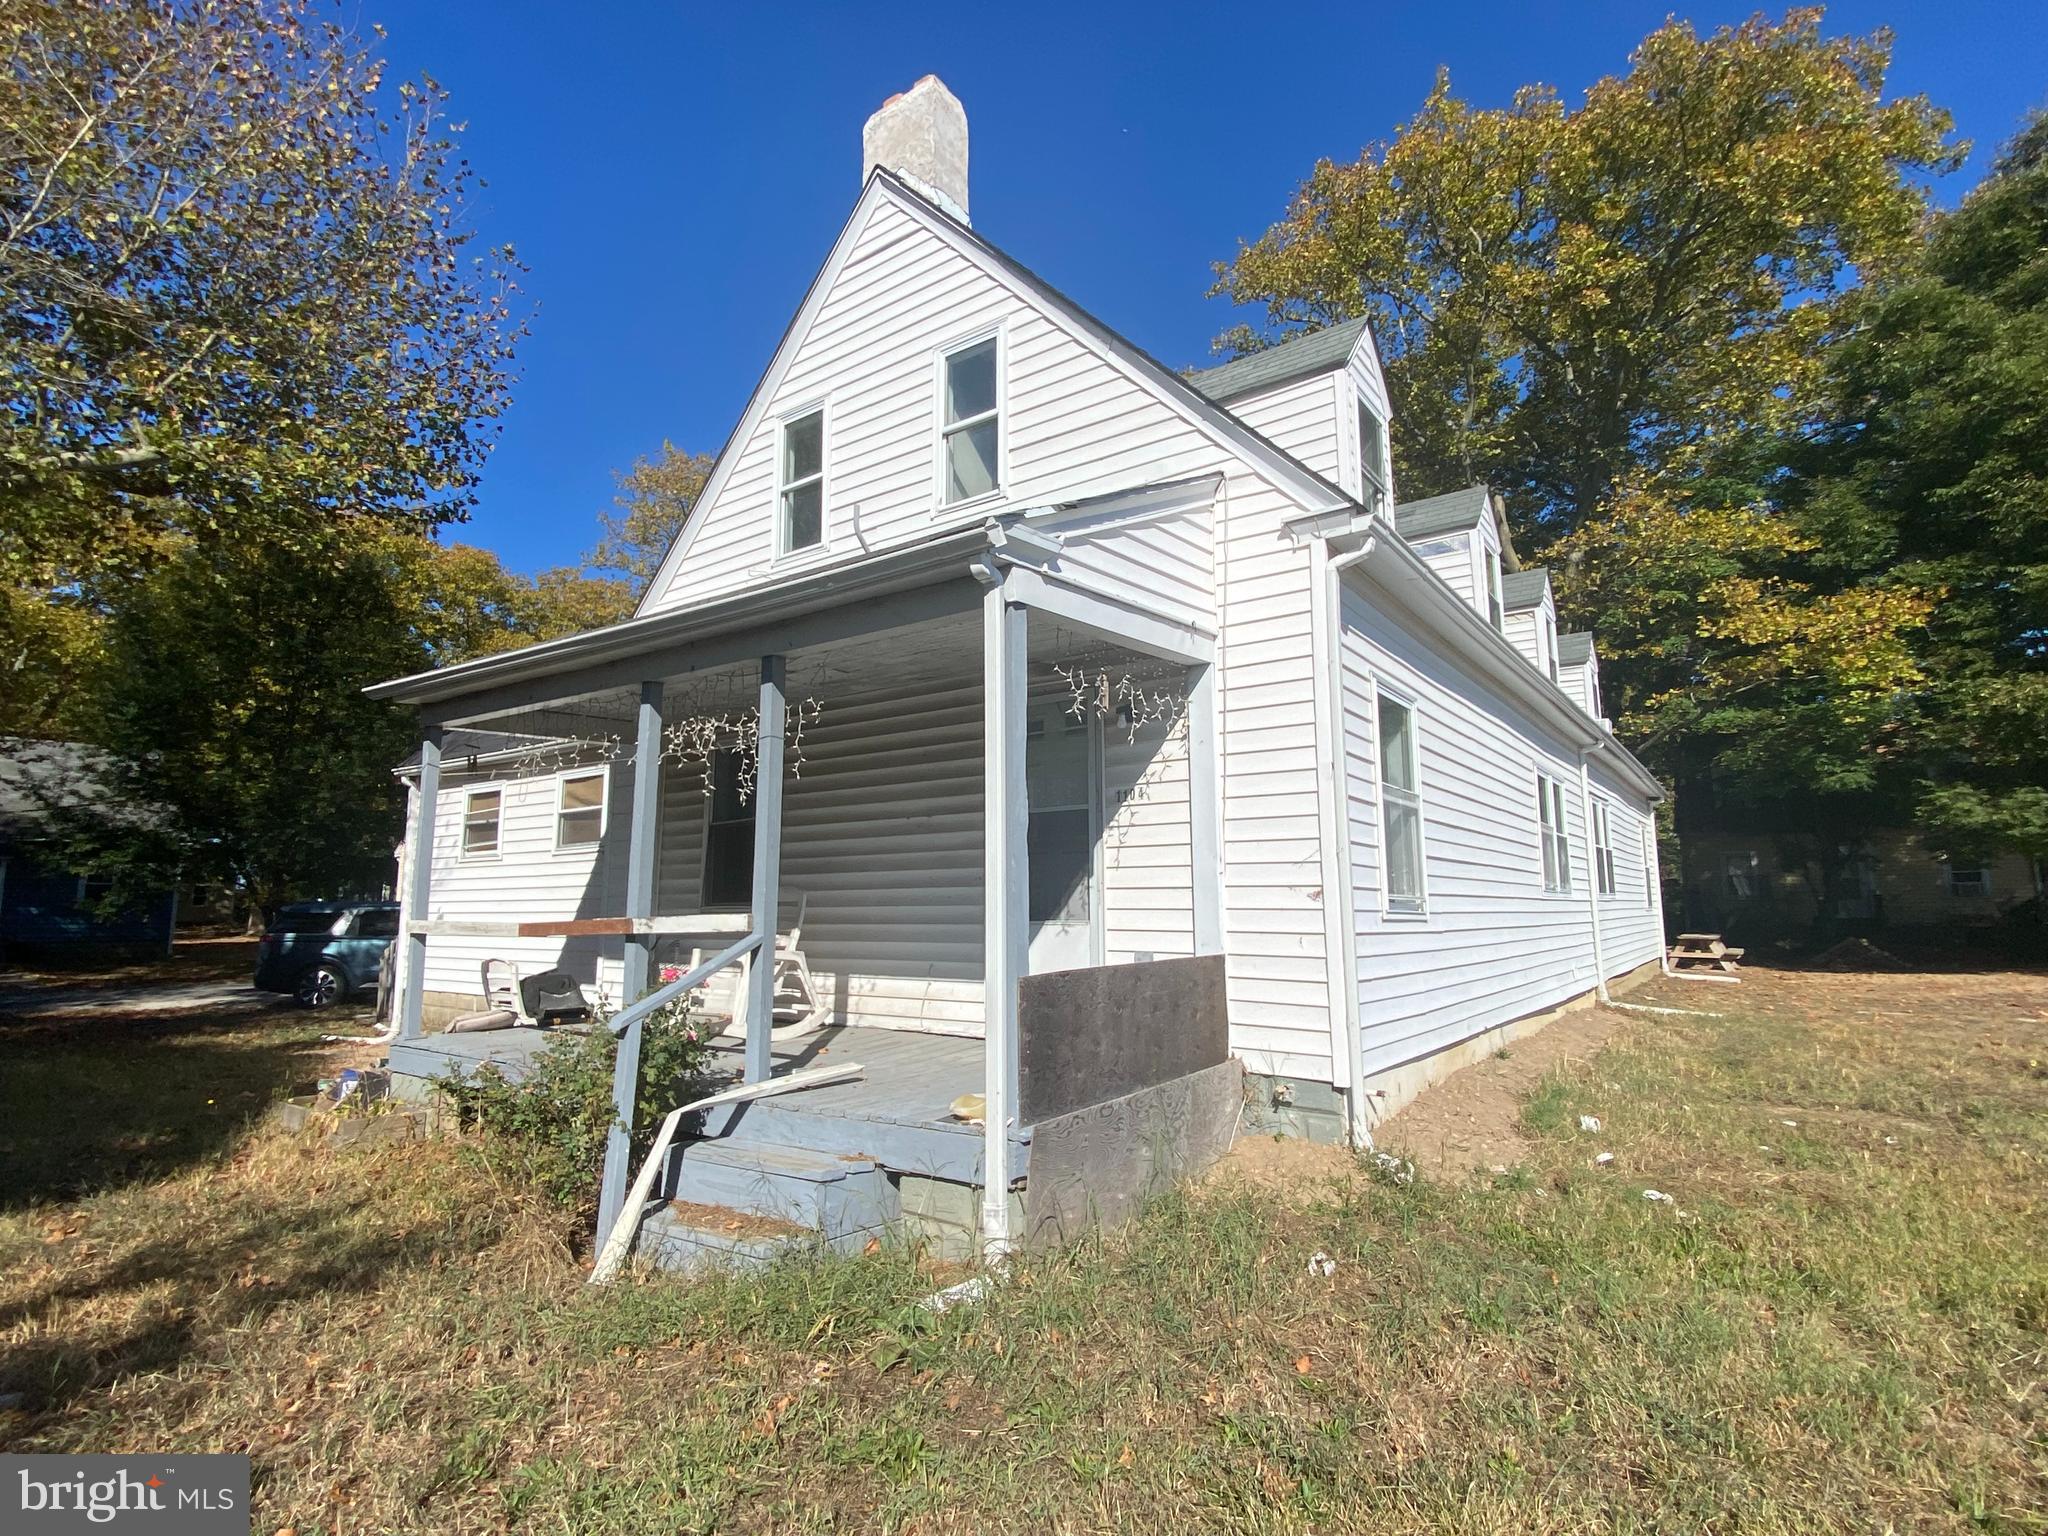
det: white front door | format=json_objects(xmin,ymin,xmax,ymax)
[{"xmin": 1025, "ymin": 702, "xmax": 1100, "ymax": 974}]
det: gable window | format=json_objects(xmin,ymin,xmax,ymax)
[
  {"xmin": 1358, "ymin": 403, "xmax": 1388, "ymax": 507},
  {"xmin": 1485, "ymin": 553, "xmax": 1504, "ymax": 631},
  {"xmin": 701, "ymin": 751, "xmax": 756, "ymax": 909},
  {"xmin": 462, "ymin": 788, "xmax": 502, "ymax": 856},
  {"xmin": 555, "ymin": 770, "xmax": 606, "ymax": 850},
  {"xmin": 1948, "ymin": 863, "xmax": 1991, "ymax": 898},
  {"xmin": 1537, "ymin": 774, "xmax": 1572, "ymax": 893},
  {"xmin": 779, "ymin": 407, "xmax": 825, "ymax": 552},
  {"xmin": 1593, "ymin": 800, "xmax": 1617, "ymax": 895},
  {"xmin": 941, "ymin": 335, "xmax": 1000, "ymax": 504},
  {"xmin": 1377, "ymin": 695, "xmax": 1425, "ymax": 913}
]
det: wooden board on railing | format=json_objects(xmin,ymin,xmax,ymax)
[{"xmin": 408, "ymin": 913, "xmax": 754, "ymax": 940}]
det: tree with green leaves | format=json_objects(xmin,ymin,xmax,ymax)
[
  {"xmin": 0, "ymin": 0, "xmax": 525, "ymax": 595},
  {"xmin": 1211, "ymin": 9, "xmax": 1956, "ymax": 539},
  {"xmin": 1791, "ymin": 112, "xmax": 2048, "ymax": 863}
]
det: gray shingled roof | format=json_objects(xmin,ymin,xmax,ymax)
[
  {"xmin": 1503, "ymin": 568, "xmax": 1552, "ymax": 611},
  {"xmin": 1183, "ymin": 317, "xmax": 1369, "ymax": 404},
  {"xmin": 1394, "ymin": 486, "xmax": 1492, "ymax": 543},
  {"xmin": 1557, "ymin": 632, "xmax": 1594, "ymax": 667}
]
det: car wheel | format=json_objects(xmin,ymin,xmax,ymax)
[{"xmin": 295, "ymin": 963, "xmax": 347, "ymax": 1008}]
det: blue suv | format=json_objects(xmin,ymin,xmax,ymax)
[{"xmin": 253, "ymin": 900, "xmax": 401, "ymax": 1008}]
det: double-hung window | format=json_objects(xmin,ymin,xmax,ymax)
[
  {"xmin": 1593, "ymin": 800, "xmax": 1616, "ymax": 895},
  {"xmin": 555, "ymin": 771, "xmax": 606, "ymax": 850},
  {"xmin": 941, "ymin": 336, "xmax": 999, "ymax": 504},
  {"xmin": 1358, "ymin": 403, "xmax": 1388, "ymax": 509},
  {"xmin": 1537, "ymin": 773, "xmax": 1571, "ymax": 893},
  {"xmin": 462, "ymin": 788, "xmax": 501, "ymax": 856},
  {"xmin": 779, "ymin": 408, "xmax": 824, "ymax": 552},
  {"xmin": 1378, "ymin": 695, "xmax": 1425, "ymax": 913}
]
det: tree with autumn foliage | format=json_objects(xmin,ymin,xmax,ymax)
[{"xmin": 1212, "ymin": 9, "xmax": 1956, "ymax": 538}]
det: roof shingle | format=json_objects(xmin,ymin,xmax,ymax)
[{"xmin": 1183, "ymin": 318, "xmax": 1369, "ymax": 404}]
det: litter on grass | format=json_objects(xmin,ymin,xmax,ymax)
[
  {"xmin": 1306, "ymin": 1251, "xmax": 1338, "ymax": 1278},
  {"xmin": 1643, "ymin": 1189, "xmax": 1673, "ymax": 1203},
  {"xmin": 1578, "ymin": 1114, "xmax": 1603, "ymax": 1133},
  {"xmin": 1595, "ymin": 1152, "xmax": 1615, "ymax": 1166}
]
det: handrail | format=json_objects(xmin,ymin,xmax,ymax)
[{"xmin": 594, "ymin": 929, "xmax": 765, "ymax": 1245}]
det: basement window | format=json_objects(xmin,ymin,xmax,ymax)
[
  {"xmin": 1537, "ymin": 774, "xmax": 1572, "ymax": 893},
  {"xmin": 780, "ymin": 407, "xmax": 824, "ymax": 552},
  {"xmin": 1377, "ymin": 695, "xmax": 1425, "ymax": 914},
  {"xmin": 555, "ymin": 770, "xmax": 606, "ymax": 850},
  {"xmin": 940, "ymin": 336, "xmax": 1000, "ymax": 504}
]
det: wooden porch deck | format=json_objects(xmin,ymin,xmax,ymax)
[{"xmin": 387, "ymin": 1022, "xmax": 1009, "ymax": 1184}]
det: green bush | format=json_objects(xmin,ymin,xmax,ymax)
[{"xmin": 437, "ymin": 987, "xmax": 720, "ymax": 1213}]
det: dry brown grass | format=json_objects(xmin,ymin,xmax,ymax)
[{"xmin": 2, "ymin": 962, "xmax": 2044, "ymax": 1533}]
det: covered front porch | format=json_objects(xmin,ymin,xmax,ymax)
[{"xmin": 370, "ymin": 493, "xmax": 1229, "ymax": 1261}]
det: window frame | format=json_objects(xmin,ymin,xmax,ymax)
[
  {"xmin": 1536, "ymin": 771, "xmax": 1573, "ymax": 894},
  {"xmin": 1947, "ymin": 862, "xmax": 1991, "ymax": 898},
  {"xmin": 461, "ymin": 784, "xmax": 504, "ymax": 860},
  {"xmin": 1357, "ymin": 399, "xmax": 1389, "ymax": 509},
  {"xmin": 1592, "ymin": 798, "xmax": 1617, "ymax": 896},
  {"xmin": 699, "ymin": 748, "xmax": 757, "ymax": 911},
  {"xmin": 552, "ymin": 768, "xmax": 608, "ymax": 853},
  {"xmin": 775, "ymin": 402, "xmax": 828, "ymax": 558},
  {"xmin": 1373, "ymin": 684, "xmax": 1428, "ymax": 918},
  {"xmin": 1484, "ymin": 549, "xmax": 1505, "ymax": 631},
  {"xmin": 1541, "ymin": 610, "xmax": 1560, "ymax": 683},
  {"xmin": 934, "ymin": 327, "xmax": 1004, "ymax": 510}
]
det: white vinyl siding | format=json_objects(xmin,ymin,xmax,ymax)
[
  {"xmin": 1338, "ymin": 584, "xmax": 1665, "ymax": 1084},
  {"xmin": 1224, "ymin": 372, "xmax": 1346, "ymax": 485}
]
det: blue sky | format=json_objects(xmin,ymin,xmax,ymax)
[{"xmin": 374, "ymin": 1, "xmax": 2046, "ymax": 576}]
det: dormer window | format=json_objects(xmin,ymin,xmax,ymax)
[
  {"xmin": 941, "ymin": 336, "xmax": 1000, "ymax": 504},
  {"xmin": 1357, "ymin": 403, "xmax": 1388, "ymax": 507},
  {"xmin": 1485, "ymin": 552, "xmax": 1504, "ymax": 630},
  {"xmin": 779, "ymin": 407, "xmax": 824, "ymax": 552},
  {"xmin": 1541, "ymin": 612, "xmax": 1559, "ymax": 682}
]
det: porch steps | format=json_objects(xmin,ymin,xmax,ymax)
[{"xmin": 633, "ymin": 1137, "xmax": 894, "ymax": 1274}]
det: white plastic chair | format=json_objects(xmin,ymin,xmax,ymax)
[{"xmin": 690, "ymin": 893, "xmax": 828, "ymax": 1041}]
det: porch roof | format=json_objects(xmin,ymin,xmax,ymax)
[{"xmin": 367, "ymin": 524, "xmax": 995, "ymax": 711}]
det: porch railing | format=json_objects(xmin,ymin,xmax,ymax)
[{"xmin": 595, "ymin": 930, "xmax": 766, "ymax": 1244}]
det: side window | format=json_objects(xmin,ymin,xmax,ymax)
[
  {"xmin": 779, "ymin": 407, "xmax": 824, "ymax": 552},
  {"xmin": 462, "ymin": 787, "xmax": 501, "ymax": 856},
  {"xmin": 1377, "ymin": 694, "xmax": 1425, "ymax": 914},
  {"xmin": 1593, "ymin": 801, "xmax": 1616, "ymax": 895},
  {"xmin": 1537, "ymin": 774, "xmax": 1572, "ymax": 893},
  {"xmin": 1485, "ymin": 553, "xmax": 1504, "ymax": 631},
  {"xmin": 940, "ymin": 336, "xmax": 1000, "ymax": 504},
  {"xmin": 1357, "ymin": 402, "xmax": 1388, "ymax": 508},
  {"xmin": 1642, "ymin": 824, "xmax": 1655, "ymax": 908},
  {"xmin": 556, "ymin": 771, "xmax": 606, "ymax": 850},
  {"xmin": 702, "ymin": 750, "xmax": 756, "ymax": 908},
  {"xmin": 355, "ymin": 908, "xmax": 400, "ymax": 940}
]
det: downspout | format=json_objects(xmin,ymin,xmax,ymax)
[
  {"xmin": 1575, "ymin": 748, "xmax": 1612, "ymax": 1006},
  {"xmin": 1320, "ymin": 533, "xmax": 1378, "ymax": 1149}
]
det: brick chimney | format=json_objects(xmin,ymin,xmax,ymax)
[{"xmin": 862, "ymin": 75, "xmax": 968, "ymax": 224}]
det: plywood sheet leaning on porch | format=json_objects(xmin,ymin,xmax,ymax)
[{"xmin": 1017, "ymin": 955, "xmax": 1227, "ymax": 1123}]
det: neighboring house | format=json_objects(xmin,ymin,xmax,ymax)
[
  {"xmin": 1680, "ymin": 825, "xmax": 2042, "ymax": 941},
  {"xmin": 370, "ymin": 79, "xmax": 1666, "ymax": 1263},
  {"xmin": 0, "ymin": 739, "xmax": 176, "ymax": 959}
]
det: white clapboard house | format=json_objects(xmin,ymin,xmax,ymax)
[{"xmin": 371, "ymin": 78, "xmax": 1666, "ymax": 1267}]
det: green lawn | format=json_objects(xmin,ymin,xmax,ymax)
[{"xmin": 2, "ymin": 966, "xmax": 2043, "ymax": 1533}]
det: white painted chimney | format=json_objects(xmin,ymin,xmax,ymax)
[{"xmin": 862, "ymin": 75, "xmax": 969, "ymax": 224}]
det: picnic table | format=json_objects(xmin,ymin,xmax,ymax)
[{"xmin": 1669, "ymin": 932, "xmax": 1744, "ymax": 979}]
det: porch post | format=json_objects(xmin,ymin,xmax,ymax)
[
  {"xmin": 744, "ymin": 655, "xmax": 787, "ymax": 1084},
  {"xmin": 620, "ymin": 680, "xmax": 665, "ymax": 1005},
  {"xmin": 594, "ymin": 681, "xmax": 667, "ymax": 1247},
  {"xmin": 398, "ymin": 720, "xmax": 441, "ymax": 1043},
  {"xmin": 1187, "ymin": 661, "xmax": 1222, "ymax": 955},
  {"xmin": 981, "ymin": 582, "xmax": 1028, "ymax": 1256}
]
